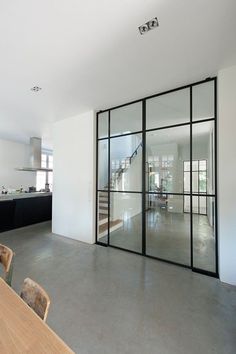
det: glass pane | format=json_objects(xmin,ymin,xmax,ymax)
[
  {"xmin": 192, "ymin": 121, "xmax": 215, "ymax": 194},
  {"xmin": 146, "ymin": 125, "xmax": 190, "ymax": 193},
  {"xmin": 98, "ymin": 112, "xmax": 108, "ymax": 139},
  {"xmin": 184, "ymin": 161, "xmax": 190, "ymax": 172},
  {"xmin": 109, "ymin": 192, "xmax": 142, "ymax": 253},
  {"xmin": 192, "ymin": 160, "xmax": 198, "ymax": 171},
  {"xmin": 97, "ymin": 192, "xmax": 108, "ymax": 244},
  {"xmin": 199, "ymin": 171, "xmax": 207, "ymax": 193},
  {"xmin": 199, "ymin": 196, "xmax": 207, "ymax": 214},
  {"xmin": 193, "ymin": 81, "xmax": 215, "ymax": 121},
  {"xmin": 98, "ymin": 140, "xmax": 108, "ymax": 190},
  {"xmin": 48, "ymin": 155, "xmax": 53, "ymax": 169},
  {"xmin": 110, "ymin": 134, "xmax": 142, "ymax": 192},
  {"xmin": 193, "ymin": 197, "xmax": 216, "ymax": 272},
  {"xmin": 192, "ymin": 196, "xmax": 199, "ymax": 214},
  {"xmin": 41, "ymin": 154, "xmax": 47, "ymax": 168},
  {"xmin": 192, "ymin": 172, "xmax": 198, "ymax": 193},
  {"xmin": 110, "ymin": 102, "xmax": 142, "ymax": 136},
  {"xmin": 36, "ymin": 171, "xmax": 46, "ymax": 191},
  {"xmin": 146, "ymin": 194, "xmax": 190, "ymax": 266},
  {"xmin": 184, "ymin": 196, "xmax": 190, "ymax": 213},
  {"xmin": 146, "ymin": 88, "xmax": 190, "ymax": 129},
  {"xmin": 199, "ymin": 160, "xmax": 206, "ymax": 171},
  {"xmin": 184, "ymin": 172, "xmax": 190, "ymax": 192}
]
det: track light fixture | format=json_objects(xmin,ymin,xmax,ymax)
[
  {"xmin": 31, "ymin": 86, "xmax": 42, "ymax": 92},
  {"xmin": 139, "ymin": 17, "xmax": 159, "ymax": 35}
]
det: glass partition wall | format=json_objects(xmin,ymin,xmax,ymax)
[{"xmin": 96, "ymin": 78, "xmax": 218, "ymax": 277}]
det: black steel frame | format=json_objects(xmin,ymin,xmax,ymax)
[{"xmin": 95, "ymin": 77, "xmax": 218, "ymax": 278}]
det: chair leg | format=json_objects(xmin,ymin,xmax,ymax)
[{"xmin": 5, "ymin": 258, "xmax": 14, "ymax": 287}]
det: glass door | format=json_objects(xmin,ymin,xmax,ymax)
[
  {"xmin": 96, "ymin": 78, "xmax": 218, "ymax": 277},
  {"xmin": 145, "ymin": 89, "xmax": 191, "ymax": 266}
]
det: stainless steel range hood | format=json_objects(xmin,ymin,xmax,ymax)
[{"xmin": 15, "ymin": 137, "xmax": 53, "ymax": 172}]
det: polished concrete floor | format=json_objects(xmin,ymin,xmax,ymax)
[
  {"xmin": 0, "ymin": 222, "xmax": 236, "ymax": 354},
  {"xmin": 107, "ymin": 209, "xmax": 215, "ymax": 272}
]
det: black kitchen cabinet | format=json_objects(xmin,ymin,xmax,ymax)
[
  {"xmin": 0, "ymin": 200, "xmax": 15, "ymax": 232},
  {"xmin": 0, "ymin": 195, "xmax": 52, "ymax": 232}
]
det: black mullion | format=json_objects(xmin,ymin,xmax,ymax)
[
  {"xmin": 192, "ymin": 117, "xmax": 215, "ymax": 125},
  {"xmin": 108, "ymin": 111, "xmax": 111, "ymax": 246},
  {"xmin": 98, "ymin": 136, "xmax": 111, "ymax": 141},
  {"xmin": 107, "ymin": 130, "xmax": 143, "ymax": 140},
  {"xmin": 205, "ymin": 159, "xmax": 208, "ymax": 216},
  {"xmin": 145, "ymin": 191, "xmax": 192, "ymax": 196},
  {"xmin": 98, "ymin": 77, "xmax": 216, "ymax": 114},
  {"xmin": 146, "ymin": 121, "xmax": 190, "ymax": 133},
  {"xmin": 214, "ymin": 77, "xmax": 219, "ymax": 276},
  {"xmin": 198, "ymin": 160, "xmax": 200, "ymax": 215},
  {"xmin": 97, "ymin": 119, "xmax": 215, "ymax": 144},
  {"xmin": 190, "ymin": 86, "xmax": 193, "ymax": 269},
  {"xmin": 183, "ymin": 160, "xmax": 185, "ymax": 213},
  {"xmin": 192, "ymin": 267, "xmax": 218, "ymax": 278},
  {"xmin": 98, "ymin": 189, "xmax": 218, "ymax": 197},
  {"xmin": 100, "ymin": 117, "xmax": 215, "ymax": 140},
  {"xmin": 98, "ymin": 189, "xmax": 142, "ymax": 194},
  {"xmin": 142, "ymin": 100, "xmax": 146, "ymax": 256},
  {"xmin": 95, "ymin": 112, "xmax": 99, "ymax": 243}
]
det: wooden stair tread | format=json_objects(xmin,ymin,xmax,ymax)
[
  {"xmin": 99, "ymin": 219, "xmax": 122, "ymax": 233},
  {"xmin": 99, "ymin": 214, "xmax": 107, "ymax": 220}
]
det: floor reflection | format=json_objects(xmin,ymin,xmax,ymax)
[{"xmin": 101, "ymin": 208, "xmax": 215, "ymax": 272}]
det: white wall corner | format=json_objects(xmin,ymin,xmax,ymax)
[
  {"xmin": 52, "ymin": 110, "xmax": 96, "ymax": 244},
  {"xmin": 218, "ymin": 64, "xmax": 236, "ymax": 286}
]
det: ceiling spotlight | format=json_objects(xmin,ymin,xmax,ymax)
[
  {"xmin": 148, "ymin": 17, "xmax": 159, "ymax": 30},
  {"xmin": 31, "ymin": 86, "xmax": 42, "ymax": 92},
  {"xmin": 139, "ymin": 24, "xmax": 149, "ymax": 35},
  {"xmin": 139, "ymin": 17, "xmax": 159, "ymax": 35}
]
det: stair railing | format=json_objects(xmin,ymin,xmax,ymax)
[{"xmin": 110, "ymin": 142, "xmax": 143, "ymax": 188}]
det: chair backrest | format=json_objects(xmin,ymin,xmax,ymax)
[
  {"xmin": 20, "ymin": 278, "xmax": 51, "ymax": 322},
  {"xmin": 0, "ymin": 244, "xmax": 14, "ymax": 275}
]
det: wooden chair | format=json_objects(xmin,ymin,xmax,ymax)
[
  {"xmin": 20, "ymin": 278, "xmax": 51, "ymax": 322},
  {"xmin": 0, "ymin": 244, "xmax": 14, "ymax": 286}
]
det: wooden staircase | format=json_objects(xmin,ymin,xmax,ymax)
[
  {"xmin": 98, "ymin": 192, "xmax": 123, "ymax": 239},
  {"xmin": 98, "ymin": 142, "xmax": 142, "ymax": 239}
]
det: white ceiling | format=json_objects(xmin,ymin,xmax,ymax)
[{"xmin": 0, "ymin": 0, "xmax": 236, "ymax": 149}]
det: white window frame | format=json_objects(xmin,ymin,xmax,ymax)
[{"xmin": 36, "ymin": 151, "xmax": 53, "ymax": 191}]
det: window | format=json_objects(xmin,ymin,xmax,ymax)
[
  {"xmin": 36, "ymin": 153, "xmax": 53, "ymax": 191},
  {"xmin": 184, "ymin": 159, "xmax": 207, "ymax": 214}
]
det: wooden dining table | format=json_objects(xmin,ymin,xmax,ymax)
[{"xmin": 0, "ymin": 277, "xmax": 75, "ymax": 353}]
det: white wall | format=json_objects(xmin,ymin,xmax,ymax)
[
  {"xmin": 52, "ymin": 111, "xmax": 95, "ymax": 244},
  {"xmin": 0, "ymin": 138, "xmax": 36, "ymax": 190},
  {"xmin": 218, "ymin": 65, "xmax": 236, "ymax": 285}
]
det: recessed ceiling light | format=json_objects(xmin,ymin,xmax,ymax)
[
  {"xmin": 139, "ymin": 17, "xmax": 159, "ymax": 35},
  {"xmin": 139, "ymin": 24, "xmax": 149, "ymax": 35},
  {"xmin": 148, "ymin": 17, "xmax": 159, "ymax": 30},
  {"xmin": 31, "ymin": 86, "xmax": 42, "ymax": 92}
]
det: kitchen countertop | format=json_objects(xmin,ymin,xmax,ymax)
[{"xmin": 0, "ymin": 192, "xmax": 52, "ymax": 201}]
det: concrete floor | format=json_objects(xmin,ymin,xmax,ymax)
[{"xmin": 0, "ymin": 221, "xmax": 236, "ymax": 354}]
